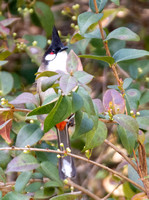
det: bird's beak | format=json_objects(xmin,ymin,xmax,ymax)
[{"xmin": 60, "ymin": 46, "xmax": 68, "ymax": 52}]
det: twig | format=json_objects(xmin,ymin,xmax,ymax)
[
  {"xmin": 104, "ymin": 139, "xmax": 138, "ymax": 171},
  {"xmin": 67, "ymin": 179, "xmax": 101, "ymax": 200},
  {"xmin": 0, "ymin": 146, "xmax": 145, "ymax": 192},
  {"xmin": 93, "ymin": 0, "xmax": 125, "ymax": 94},
  {"xmin": 101, "ymin": 181, "xmax": 123, "ymax": 200},
  {"xmin": 99, "ymin": 118, "xmax": 116, "ymax": 123},
  {"xmin": 0, "ymin": 108, "xmax": 31, "ymax": 113}
]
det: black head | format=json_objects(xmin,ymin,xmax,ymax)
[{"xmin": 43, "ymin": 26, "xmax": 68, "ymax": 63}]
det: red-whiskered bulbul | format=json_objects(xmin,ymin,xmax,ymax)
[{"xmin": 37, "ymin": 26, "xmax": 76, "ymax": 180}]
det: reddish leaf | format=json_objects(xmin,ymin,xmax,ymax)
[
  {"xmin": 66, "ymin": 50, "xmax": 83, "ymax": 73},
  {"xmin": 93, "ymin": 99, "xmax": 104, "ymax": 113},
  {"xmin": 103, "ymin": 89, "xmax": 125, "ymax": 114},
  {"xmin": 0, "ymin": 18, "xmax": 20, "ymax": 27},
  {"xmin": 9, "ymin": 92, "xmax": 38, "ymax": 106},
  {"xmin": 0, "ymin": 23, "xmax": 10, "ymax": 35},
  {"xmin": 0, "ymin": 112, "xmax": 13, "ymax": 143}
]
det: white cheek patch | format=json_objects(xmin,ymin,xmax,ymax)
[{"xmin": 45, "ymin": 54, "xmax": 56, "ymax": 61}]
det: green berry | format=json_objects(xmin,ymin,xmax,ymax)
[{"xmin": 32, "ymin": 41, "xmax": 37, "ymax": 46}]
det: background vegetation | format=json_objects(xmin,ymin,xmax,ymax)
[{"xmin": 0, "ymin": 0, "xmax": 149, "ymax": 199}]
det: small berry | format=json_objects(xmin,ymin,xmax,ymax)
[
  {"xmin": 75, "ymin": 4, "xmax": 80, "ymax": 9},
  {"xmin": 47, "ymin": 39, "xmax": 52, "ymax": 45},
  {"xmin": 32, "ymin": 41, "xmax": 37, "ymax": 46},
  {"xmin": 146, "ymin": 77, "xmax": 149, "ymax": 82},
  {"xmin": 1, "ymin": 101, "xmax": 5, "ymax": 105},
  {"xmin": 57, "ymin": 149, "xmax": 61, "ymax": 151},
  {"xmin": 18, "ymin": 7, "xmax": 22, "ymax": 12},
  {"xmin": 24, "ymin": 7, "xmax": 28, "ymax": 12},
  {"xmin": 63, "ymin": 179, "xmax": 68, "ymax": 184},
  {"xmin": 30, "ymin": 119, "xmax": 34, "ymax": 123},
  {"xmin": 61, "ymin": 10, "xmax": 66, "ymax": 15},
  {"xmin": 136, "ymin": 111, "xmax": 140, "ymax": 116},
  {"xmin": 74, "ymin": 25, "xmax": 79, "ymax": 30},
  {"xmin": 60, "ymin": 143, "xmax": 64, "ymax": 147},
  {"xmin": 138, "ymin": 67, "xmax": 142, "ymax": 73},
  {"xmin": 72, "ymin": 16, "xmax": 77, "ymax": 21},
  {"xmin": 71, "ymin": 23, "xmax": 75, "ymax": 28},
  {"xmin": 13, "ymin": 32, "xmax": 17, "ymax": 37},
  {"xmin": 29, "ymin": 8, "xmax": 33, "ymax": 14},
  {"xmin": 66, "ymin": 147, "xmax": 71, "ymax": 153},
  {"xmin": 1, "ymin": 98, "xmax": 5, "ymax": 102},
  {"xmin": 130, "ymin": 110, "xmax": 134, "ymax": 115},
  {"xmin": 66, "ymin": 38, "xmax": 70, "ymax": 43},
  {"xmin": 57, "ymin": 154, "xmax": 61, "ymax": 158}
]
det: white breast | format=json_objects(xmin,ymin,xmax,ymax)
[{"xmin": 46, "ymin": 51, "xmax": 68, "ymax": 73}]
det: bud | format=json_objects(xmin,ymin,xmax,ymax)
[
  {"xmin": 70, "ymin": 186, "xmax": 74, "ymax": 192},
  {"xmin": 13, "ymin": 32, "xmax": 17, "ymax": 37},
  {"xmin": 60, "ymin": 143, "xmax": 64, "ymax": 147},
  {"xmin": 72, "ymin": 16, "xmax": 77, "ymax": 21},
  {"xmin": 57, "ymin": 154, "xmax": 61, "ymax": 158},
  {"xmin": 75, "ymin": 4, "xmax": 80, "ymax": 9},
  {"xmin": 30, "ymin": 119, "xmax": 34, "ymax": 124},
  {"xmin": 130, "ymin": 110, "xmax": 134, "ymax": 115},
  {"xmin": 24, "ymin": 7, "xmax": 28, "ymax": 12},
  {"xmin": 61, "ymin": 10, "xmax": 66, "ymax": 15},
  {"xmin": 138, "ymin": 67, "xmax": 142, "ymax": 73},
  {"xmin": 32, "ymin": 41, "xmax": 37, "ymax": 46},
  {"xmin": 29, "ymin": 8, "xmax": 33, "ymax": 14},
  {"xmin": 47, "ymin": 39, "xmax": 52, "ymax": 45},
  {"xmin": 146, "ymin": 77, "xmax": 149, "ymax": 82},
  {"xmin": 63, "ymin": 179, "xmax": 68, "ymax": 184},
  {"xmin": 66, "ymin": 147, "xmax": 71, "ymax": 153},
  {"xmin": 66, "ymin": 38, "xmax": 70, "ymax": 43},
  {"xmin": 136, "ymin": 111, "xmax": 140, "ymax": 116},
  {"xmin": 71, "ymin": 23, "xmax": 75, "ymax": 28},
  {"xmin": 18, "ymin": 7, "xmax": 22, "ymax": 12},
  {"xmin": 74, "ymin": 25, "xmax": 79, "ymax": 30},
  {"xmin": 57, "ymin": 149, "xmax": 61, "ymax": 152}
]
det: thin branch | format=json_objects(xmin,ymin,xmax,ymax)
[
  {"xmin": 101, "ymin": 181, "xmax": 123, "ymax": 200},
  {"xmin": 0, "ymin": 146, "xmax": 145, "ymax": 192},
  {"xmin": 99, "ymin": 118, "xmax": 116, "ymax": 123},
  {"xmin": 104, "ymin": 139, "xmax": 138, "ymax": 171},
  {"xmin": 0, "ymin": 108, "xmax": 31, "ymax": 113},
  {"xmin": 67, "ymin": 179, "xmax": 101, "ymax": 200}
]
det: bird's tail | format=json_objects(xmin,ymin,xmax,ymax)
[{"xmin": 56, "ymin": 120, "xmax": 76, "ymax": 180}]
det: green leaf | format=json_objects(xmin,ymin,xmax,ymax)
[
  {"xmin": 44, "ymin": 180, "xmax": 62, "ymax": 195},
  {"xmin": 28, "ymin": 98, "xmax": 57, "ymax": 116},
  {"xmin": 6, "ymin": 153, "xmax": 39, "ymax": 172},
  {"xmin": 23, "ymin": 34, "xmax": 47, "ymax": 49},
  {"xmin": 0, "ymin": 167, "xmax": 6, "ymax": 183},
  {"xmin": 70, "ymin": 33, "xmax": 85, "ymax": 44},
  {"xmin": 36, "ymin": 71, "xmax": 58, "ymax": 79},
  {"xmin": 34, "ymin": 1, "xmax": 54, "ymax": 37},
  {"xmin": 105, "ymin": 27, "xmax": 140, "ymax": 41},
  {"xmin": 78, "ymin": 12, "xmax": 103, "ymax": 35},
  {"xmin": 72, "ymin": 111, "xmax": 94, "ymax": 138},
  {"xmin": 0, "ymin": 60, "xmax": 8, "ymax": 66},
  {"xmin": 110, "ymin": 0, "xmax": 120, "ymax": 5},
  {"xmin": 44, "ymin": 95, "xmax": 72, "ymax": 132},
  {"xmin": 40, "ymin": 161, "xmax": 63, "ymax": 185},
  {"xmin": 113, "ymin": 114, "xmax": 139, "ymax": 137},
  {"xmin": 25, "ymin": 182, "xmax": 42, "ymax": 193},
  {"xmin": 79, "ymin": 55, "xmax": 115, "ymax": 65},
  {"xmin": 72, "ymin": 92, "xmax": 84, "ymax": 113},
  {"xmin": 74, "ymin": 71, "xmax": 94, "ymax": 84},
  {"xmin": 123, "ymin": 78, "xmax": 133, "ymax": 89},
  {"xmin": 15, "ymin": 171, "xmax": 32, "ymax": 193},
  {"xmin": 77, "ymin": 87, "xmax": 96, "ymax": 115},
  {"xmin": 59, "ymin": 74, "xmax": 77, "ymax": 95},
  {"xmin": 140, "ymin": 90, "xmax": 149, "ymax": 105},
  {"xmin": 85, "ymin": 120, "xmax": 107, "ymax": 150},
  {"xmin": 89, "ymin": 0, "xmax": 108, "ymax": 13},
  {"xmin": 0, "ymin": 139, "xmax": 11, "ymax": 169},
  {"xmin": 50, "ymin": 192, "xmax": 82, "ymax": 200},
  {"xmin": 0, "ymin": 50, "xmax": 11, "ymax": 60},
  {"xmin": 84, "ymin": 28, "xmax": 105, "ymax": 39},
  {"xmin": 118, "ymin": 125, "xmax": 136, "ymax": 154},
  {"xmin": 41, "ymin": 75, "xmax": 61, "ymax": 92},
  {"xmin": 15, "ymin": 124, "xmax": 43, "ymax": 147},
  {"xmin": 136, "ymin": 116, "xmax": 149, "ymax": 131},
  {"xmin": 2, "ymin": 192, "xmax": 30, "ymax": 200},
  {"xmin": 113, "ymin": 48, "xmax": 149, "ymax": 63},
  {"xmin": 0, "ymin": 71, "xmax": 14, "ymax": 96},
  {"xmin": 125, "ymin": 89, "xmax": 141, "ymax": 111}
]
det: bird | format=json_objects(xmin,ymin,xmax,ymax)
[{"xmin": 37, "ymin": 26, "xmax": 76, "ymax": 180}]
